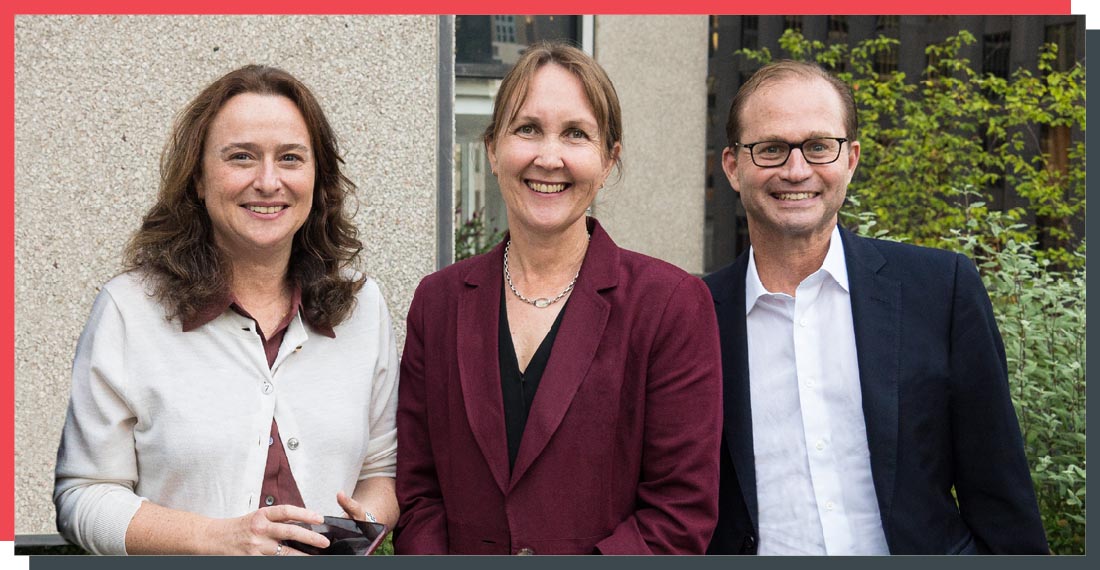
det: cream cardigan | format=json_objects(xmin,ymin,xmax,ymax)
[{"xmin": 54, "ymin": 271, "xmax": 399, "ymax": 555}]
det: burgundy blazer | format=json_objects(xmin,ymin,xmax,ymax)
[{"xmin": 394, "ymin": 219, "xmax": 722, "ymax": 554}]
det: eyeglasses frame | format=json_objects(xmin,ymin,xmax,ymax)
[{"xmin": 735, "ymin": 137, "xmax": 850, "ymax": 168}]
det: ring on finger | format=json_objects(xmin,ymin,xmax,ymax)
[{"xmin": 273, "ymin": 543, "xmax": 284, "ymax": 556}]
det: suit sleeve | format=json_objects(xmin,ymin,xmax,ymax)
[
  {"xmin": 595, "ymin": 276, "xmax": 723, "ymax": 554},
  {"xmin": 54, "ymin": 287, "xmax": 146, "ymax": 555},
  {"xmin": 393, "ymin": 284, "xmax": 449, "ymax": 553},
  {"xmin": 948, "ymin": 253, "xmax": 1049, "ymax": 553}
]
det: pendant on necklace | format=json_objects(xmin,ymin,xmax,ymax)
[{"xmin": 533, "ymin": 298, "xmax": 552, "ymax": 309}]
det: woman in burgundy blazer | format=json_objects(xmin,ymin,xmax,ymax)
[{"xmin": 394, "ymin": 42, "xmax": 722, "ymax": 555}]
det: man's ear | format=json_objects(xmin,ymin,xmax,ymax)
[
  {"xmin": 846, "ymin": 139, "xmax": 861, "ymax": 182},
  {"xmin": 721, "ymin": 146, "xmax": 741, "ymax": 194}
]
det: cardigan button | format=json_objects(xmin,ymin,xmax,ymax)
[
  {"xmin": 287, "ymin": 438, "xmax": 299, "ymax": 450},
  {"xmin": 515, "ymin": 547, "xmax": 535, "ymax": 555},
  {"xmin": 262, "ymin": 381, "xmax": 274, "ymax": 395}
]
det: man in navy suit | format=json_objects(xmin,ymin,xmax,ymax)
[{"xmin": 704, "ymin": 60, "xmax": 1048, "ymax": 555}]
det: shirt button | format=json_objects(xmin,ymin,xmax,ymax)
[
  {"xmin": 262, "ymin": 381, "xmax": 274, "ymax": 395},
  {"xmin": 268, "ymin": 437, "xmax": 274, "ymax": 447},
  {"xmin": 806, "ymin": 377, "xmax": 816, "ymax": 388},
  {"xmin": 815, "ymin": 440, "xmax": 825, "ymax": 451},
  {"xmin": 825, "ymin": 500, "xmax": 835, "ymax": 511},
  {"xmin": 516, "ymin": 547, "xmax": 535, "ymax": 555},
  {"xmin": 265, "ymin": 495, "xmax": 275, "ymax": 506},
  {"xmin": 287, "ymin": 438, "xmax": 299, "ymax": 450},
  {"xmin": 799, "ymin": 318, "xmax": 808, "ymax": 327}
]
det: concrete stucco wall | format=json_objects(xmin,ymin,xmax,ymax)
[
  {"xmin": 593, "ymin": 16, "xmax": 709, "ymax": 274},
  {"xmin": 15, "ymin": 15, "xmax": 439, "ymax": 535}
]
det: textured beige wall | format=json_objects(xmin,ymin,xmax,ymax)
[
  {"xmin": 15, "ymin": 15, "xmax": 439, "ymax": 535},
  {"xmin": 593, "ymin": 15, "xmax": 708, "ymax": 274}
]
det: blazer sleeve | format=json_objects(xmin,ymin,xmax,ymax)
[
  {"xmin": 595, "ymin": 275, "xmax": 723, "ymax": 554},
  {"xmin": 54, "ymin": 287, "xmax": 146, "ymax": 555},
  {"xmin": 393, "ymin": 283, "xmax": 449, "ymax": 553},
  {"xmin": 947, "ymin": 253, "xmax": 1049, "ymax": 553}
]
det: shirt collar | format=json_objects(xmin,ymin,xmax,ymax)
[
  {"xmin": 181, "ymin": 284, "xmax": 336, "ymax": 338},
  {"xmin": 744, "ymin": 247, "xmax": 770, "ymax": 316},
  {"xmin": 820, "ymin": 225, "xmax": 850, "ymax": 293},
  {"xmin": 744, "ymin": 225, "xmax": 850, "ymax": 316}
]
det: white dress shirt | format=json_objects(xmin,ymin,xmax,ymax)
[{"xmin": 745, "ymin": 226, "xmax": 889, "ymax": 555}]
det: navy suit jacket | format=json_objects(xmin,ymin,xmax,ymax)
[
  {"xmin": 704, "ymin": 228, "xmax": 1048, "ymax": 555},
  {"xmin": 395, "ymin": 219, "xmax": 722, "ymax": 554}
]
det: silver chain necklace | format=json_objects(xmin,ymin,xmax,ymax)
[{"xmin": 503, "ymin": 236, "xmax": 588, "ymax": 309}]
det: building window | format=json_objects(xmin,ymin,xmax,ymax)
[
  {"xmin": 876, "ymin": 15, "xmax": 899, "ymax": 33},
  {"xmin": 741, "ymin": 16, "xmax": 759, "ymax": 51},
  {"xmin": 827, "ymin": 16, "xmax": 849, "ymax": 71},
  {"xmin": 1045, "ymin": 23, "xmax": 1077, "ymax": 72},
  {"xmin": 709, "ymin": 16, "xmax": 720, "ymax": 56},
  {"xmin": 983, "ymin": 31, "xmax": 1011, "ymax": 79},
  {"xmin": 873, "ymin": 16, "xmax": 899, "ymax": 74},
  {"xmin": 493, "ymin": 15, "xmax": 516, "ymax": 44},
  {"xmin": 784, "ymin": 15, "xmax": 803, "ymax": 33},
  {"xmin": 455, "ymin": 15, "xmax": 580, "ymax": 78},
  {"xmin": 828, "ymin": 16, "xmax": 848, "ymax": 42}
]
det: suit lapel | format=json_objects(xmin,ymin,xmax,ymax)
[
  {"xmin": 457, "ymin": 241, "xmax": 511, "ymax": 494},
  {"xmin": 713, "ymin": 252, "xmax": 759, "ymax": 530},
  {"xmin": 508, "ymin": 220, "xmax": 616, "ymax": 488},
  {"xmin": 840, "ymin": 229, "xmax": 900, "ymax": 534}
]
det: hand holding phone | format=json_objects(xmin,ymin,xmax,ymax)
[{"xmin": 283, "ymin": 515, "xmax": 388, "ymax": 555}]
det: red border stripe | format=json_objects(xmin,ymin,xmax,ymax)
[
  {"xmin": 0, "ymin": 0, "xmax": 1078, "ymax": 544},
  {"xmin": 3, "ymin": 1, "xmax": 1077, "ymax": 16}
]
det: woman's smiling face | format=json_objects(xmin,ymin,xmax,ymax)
[
  {"xmin": 197, "ymin": 93, "xmax": 315, "ymax": 262},
  {"xmin": 488, "ymin": 63, "xmax": 618, "ymax": 239}
]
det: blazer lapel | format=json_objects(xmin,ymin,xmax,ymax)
[
  {"xmin": 711, "ymin": 252, "xmax": 758, "ymax": 530},
  {"xmin": 457, "ymin": 241, "xmax": 511, "ymax": 494},
  {"xmin": 508, "ymin": 220, "xmax": 615, "ymax": 488},
  {"xmin": 841, "ymin": 228, "xmax": 900, "ymax": 534}
]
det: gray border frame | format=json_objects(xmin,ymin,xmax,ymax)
[{"xmin": 437, "ymin": 15, "xmax": 455, "ymax": 270}]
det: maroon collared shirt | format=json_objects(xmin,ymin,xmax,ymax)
[{"xmin": 182, "ymin": 286, "xmax": 336, "ymax": 511}]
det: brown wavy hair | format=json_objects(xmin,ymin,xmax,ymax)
[{"xmin": 125, "ymin": 64, "xmax": 364, "ymax": 329}]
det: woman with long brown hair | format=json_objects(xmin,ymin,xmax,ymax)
[{"xmin": 54, "ymin": 65, "xmax": 398, "ymax": 555}]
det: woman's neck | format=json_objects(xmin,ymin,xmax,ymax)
[
  {"xmin": 227, "ymin": 254, "xmax": 292, "ymax": 304},
  {"xmin": 505, "ymin": 220, "xmax": 591, "ymax": 291}
]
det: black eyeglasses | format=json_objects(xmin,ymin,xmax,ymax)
[{"xmin": 736, "ymin": 137, "xmax": 849, "ymax": 168}]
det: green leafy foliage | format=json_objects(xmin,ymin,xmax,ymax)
[
  {"xmin": 455, "ymin": 207, "xmax": 506, "ymax": 261},
  {"xmin": 953, "ymin": 210, "xmax": 1086, "ymax": 555},
  {"xmin": 742, "ymin": 30, "xmax": 1086, "ymax": 554},
  {"xmin": 748, "ymin": 29, "xmax": 1086, "ymax": 269}
]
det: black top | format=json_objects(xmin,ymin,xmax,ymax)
[{"xmin": 498, "ymin": 288, "xmax": 568, "ymax": 471}]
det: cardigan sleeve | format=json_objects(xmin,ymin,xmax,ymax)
[
  {"xmin": 595, "ymin": 275, "xmax": 723, "ymax": 554},
  {"xmin": 54, "ymin": 286, "xmax": 146, "ymax": 555},
  {"xmin": 359, "ymin": 279, "xmax": 400, "ymax": 479}
]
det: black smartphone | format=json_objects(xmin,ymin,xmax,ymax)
[{"xmin": 283, "ymin": 515, "xmax": 388, "ymax": 555}]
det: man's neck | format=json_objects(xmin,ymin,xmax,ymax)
[{"xmin": 749, "ymin": 226, "xmax": 834, "ymax": 296}]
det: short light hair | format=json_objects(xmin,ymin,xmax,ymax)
[{"xmin": 725, "ymin": 59, "xmax": 858, "ymax": 147}]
